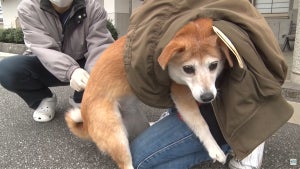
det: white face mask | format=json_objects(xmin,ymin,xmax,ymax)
[{"xmin": 49, "ymin": 0, "xmax": 73, "ymax": 8}]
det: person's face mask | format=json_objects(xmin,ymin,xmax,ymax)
[{"xmin": 49, "ymin": 0, "xmax": 73, "ymax": 8}]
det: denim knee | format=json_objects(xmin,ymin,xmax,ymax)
[{"xmin": 0, "ymin": 56, "xmax": 28, "ymax": 90}]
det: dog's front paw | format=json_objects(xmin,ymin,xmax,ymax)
[
  {"xmin": 124, "ymin": 166, "xmax": 134, "ymax": 169},
  {"xmin": 207, "ymin": 146, "xmax": 227, "ymax": 164}
]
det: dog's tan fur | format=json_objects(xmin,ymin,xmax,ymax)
[{"xmin": 65, "ymin": 18, "xmax": 232, "ymax": 169}]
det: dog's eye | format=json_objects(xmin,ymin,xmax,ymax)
[
  {"xmin": 183, "ymin": 65, "xmax": 195, "ymax": 74},
  {"xmin": 209, "ymin": 62, "xmax": 218, "ymax": 71}
]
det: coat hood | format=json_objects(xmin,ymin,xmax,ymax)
[{"xmin": 124, "ymin": 0, "xmax": 287, "ymax": 108}]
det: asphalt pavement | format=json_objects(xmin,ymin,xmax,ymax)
[{"xmin": 0, "ymin": 51, "xmax": 299, "ymax": 169}]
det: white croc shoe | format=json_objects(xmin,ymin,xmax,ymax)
[
  {"xmin": 229, "ymin": 142, "xmax": 265, "ymax": 169},
  {"xmin": 33, "ymin": 94, "xmax": 57, "ymax": 122}
]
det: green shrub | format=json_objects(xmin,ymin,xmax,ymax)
[
  {"xmin": 13, "ymin": 28, "xmax": 24, "ymax": 44},
  {"xmin": 0, "ymin": 20, "xmax": 118, "ymax": 44},
  {"xmin": 0, "ymin": 28, "xmax": 24, "ymax": 44},
  {"xmin": 106, "ymin": 19, "xmax": 118, "ymax": 40}
]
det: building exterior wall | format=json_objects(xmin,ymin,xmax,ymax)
[
  {"xmin": 0, "ymin": 0, "xmax": 297, "ymax": 45},
  {"xmin": 255, "ymin": 0, "xmax": 290, "ymax": 14},
  {"xmin": 0, "ymin": 0, "xmax": 3, "ymax": 28},
  {"xmin": 266, "ymin": 19, "xmax": 291, "ymax": 44},
  {"xmin": 132, "ymin": 0, "xmax": 143, "ymax": 11},
  {"xmin": 1, "ymin": 0, "xmax": 19, "ymax": 28},
  {"xmin": 103, "ymin": 0, "xmax": 143, "ymax": 36},
  {"xmin": 104, "ymin": 0, "xmax": 131, "ymax": 36},
  {"xmin": 261, "ymin": 0, "xmax": 297, "ymax": 45}
]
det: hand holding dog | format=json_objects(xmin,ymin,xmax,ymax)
[{"xmin": 70, "ymin": 68, "xmax": 90, "ymax": 91}]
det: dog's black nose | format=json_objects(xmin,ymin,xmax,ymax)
[{"xmin": 200, "ymin": 93, "xmax": 214, "ymax": 102}]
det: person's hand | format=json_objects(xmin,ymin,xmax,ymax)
[{"xmin": 70, "ymin": 68, "xmax": 90, "ymax": 92}]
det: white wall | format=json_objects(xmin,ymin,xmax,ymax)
[
  {"xmin": 1, "ymin": 0, "xmax": 20, "ymax": 28},
  {"xmin": 294, "ymin": 0, "xmax": 298, "ymax": 9},
  {"xmin": 0, "ymin": 0, "xmax": 144, "ymax": 34},
  {"xmin": 255, "ymin": 0, "xmax": 290, "ymax": 14},
  {"xmin": 104, "ymin": 0, "xmax": 129, "ymax": 36},
  {"xmin": 132, "ymin": 0, "xmax": 144, "ymax": 12},
  {"xmin": 103, "ymin": 0, "xmax": 143, "ymax": 36}
]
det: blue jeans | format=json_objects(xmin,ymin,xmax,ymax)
[{"xmin": 130, "ymin": 110, "xmax": 230, "ymax": 169}]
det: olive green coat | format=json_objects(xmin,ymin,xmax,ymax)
[{"xmin": 124, "ymin": 0, "xmax": 293, "ymax": 159}]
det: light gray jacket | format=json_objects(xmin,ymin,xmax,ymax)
[{"xmin": 18, "ymin": 0, "xmax": 114, "ymax": 82}]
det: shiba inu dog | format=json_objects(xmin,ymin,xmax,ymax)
[{"xmin": 65, "ymin": 18, "xmax": 233, "ymax": 169}]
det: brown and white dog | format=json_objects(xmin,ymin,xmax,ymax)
[{"xmin": 65, "ymin": 18, "xmax": 233, "ymax": 169}]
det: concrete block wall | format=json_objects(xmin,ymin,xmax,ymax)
[{"xmin": 0, "ymin": 42, "xmax": 26, "ymax": 54}]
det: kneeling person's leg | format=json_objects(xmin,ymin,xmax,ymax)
[{"xmin": 130, "ymin": 110, "xmax": 229, "ymax": 169}]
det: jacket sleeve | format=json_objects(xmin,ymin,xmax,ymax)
[
  {"xmin": 83, "ymin": 2, "xmax": 115, "ymax": 73},
  {"xmin": 17, "ymin": 1, "xmax": 81, "ymax": 82}
]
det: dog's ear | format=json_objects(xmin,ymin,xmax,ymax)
[
  {"xmin": 217, "ymin": 38, "xmax": 233, "ymax": 67},
  {"xmin": 158, "ymin": 40, "xmax": 185, "ymax": 70}
]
